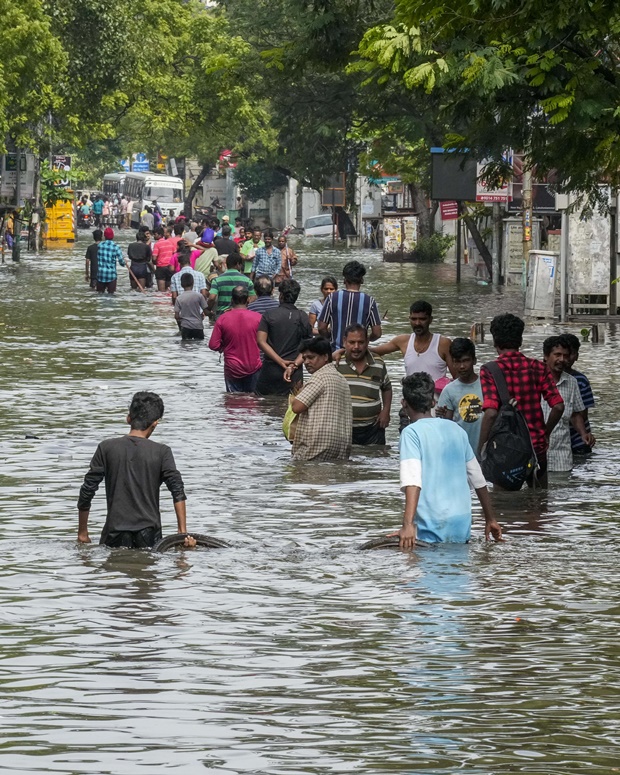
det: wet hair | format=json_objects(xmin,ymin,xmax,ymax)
[
  {"xmin": 173, "ymin": 223, "xmax": 185, "ymax": 236},
  {"xmin": 128, "ymin": 391, "xmax": 164, "ymax": 430},
  {"xmin": 563, "ymin": 333, "xmax": 580, "ymax": 354},
  {"xmin": 543, "ymin": 335, "xmax": 570, "ymax": 357},
  {"xmin": 92, "ymin": 229, "xmax": 103, "ymax": 241},
  {"xmin": 320, "ymin": 275, "xmax": 338, "ymax": 291},
  {"xmin": 226, "ymin": 253, "xmax": 243, "ymax": 270},
  {"xmin": 254, "ymin": 275, "xmax": 274, "ymax": 297},
  {"xmin": 263, "ymin": 230, "xmax": 274, "ymax": 239},
  {"xmin": 344, "ymin": 323, "xmax": 368, "ymax": 339},
  {"xmin": 342, "ymin": 260, "xmax": 366, "ymax": 284},
  {"xmin": 410, "ymin": 300, "xmax": 432, "ymax": 316},
  {"xmin": 231, "ymin": 285, "xmax": 249, "ymax": 305},
  {"xmin": 279, "ymin": 278, "xmax": 301, "ymax": 304},
  {"xmin": 402, "ymin": 373, "xmax": 434, "ymax": 413},
  {"xmin": 299, "ymin": 336, "xmax": 332, "ymax": 359},
  {"xmin": 181, "ymin": 273, "xmax": 194, "ymax": 288},
  {"xmin": 490, "ymin": 313, "xmax": 525, "ymax": 350},
  {"xmin": 450, "ymin": 337, "xmax": 476, "ymax": 360},
  {"xmin": 221, "ymin": 225, "xmax": 232, "ymax": 238}
]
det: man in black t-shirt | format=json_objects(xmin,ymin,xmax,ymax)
[
  {"xmin": 84, "ymin": 229, "xmax": 102, "ymax": 289},
  {"xmin": 213, "ymin": 225, "xmax": 240, "ymax": 257},
  {"xmin": 77, "ymin": 392, "xmax": 195, "ymax": 549},
  {"xmin": 256, "ymin": 279, "xmax": 313, "ymax": 395}
]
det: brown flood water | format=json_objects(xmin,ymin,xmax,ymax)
[{"xmin": 0, "ymin": 235, "xmax": 619, "ymax": 773}]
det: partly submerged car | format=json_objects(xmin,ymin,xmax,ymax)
[{"xmin": 303, "ymin": 213, "xmax": 335, "ymax": 237}]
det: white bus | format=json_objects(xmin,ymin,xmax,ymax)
[
  {"xmin": 123, "ymin": 172, "xmax": 184, "ymax": 227},
  {"xmin": 102, "ymin": 172, "xmax": 126, "ymax": 197}
]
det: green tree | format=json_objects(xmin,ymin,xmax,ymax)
[
  {"xmin": 219, "ymin": 0, "xmax": 394, "ymax": 198},
  {"xmin": 355, "ymin": 1, "xmax": 620, "ymax": 196},
  {"xmin": 0, "ymin": 0, "xmax": 66, "ymax": 151}
]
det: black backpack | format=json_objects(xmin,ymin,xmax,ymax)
[{"xmin": 480, "ymin": 362, "xmax": 538, "ymax": 490}]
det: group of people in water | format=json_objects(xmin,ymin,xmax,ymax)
[{"xmin": 78, "ymin": 219, "xmax": 596, "ymax": 553}]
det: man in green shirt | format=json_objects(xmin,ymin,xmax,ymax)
[
  {"xmin": 240, "ymin": 227, "xmax": 265, "ymax": 275},
  {"xmin": 207, "ymin": 254, "xmax": 256, "ymax": 318}
]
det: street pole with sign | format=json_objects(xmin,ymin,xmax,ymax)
[
  {"xmin": 522, "ymin": 167, "xmax": 532, "ymax": 270},
  {"xmin": 12, "ymin": 149, "xmax": 22, "ymax": 262}
]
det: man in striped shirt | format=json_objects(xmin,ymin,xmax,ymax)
[
  {"xmin": 317, "ymin": 260, "xmax": 382, "ymax": 350},
  {"xmin": 207, "ymin": 254, "xmax": 255, "ymax": 318},
  {"xmin": 336, "ymin": 324, "xmax": 392, "ymax": 445}
]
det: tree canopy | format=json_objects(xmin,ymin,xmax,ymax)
[
  {"xmin": 355, "ymin": 0, "xmax": 620, "ymax": 195},
  {"xmin": 3, "ymin": 0, "xmax": 619, "ymax": 205}
]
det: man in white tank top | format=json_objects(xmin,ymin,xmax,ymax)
[
  {"xmin": 371, "ymin": 300, "xmax": 455, "ymax": 431},
  {"xmin": 371, "ymin": 300, "xmax": 455, "ymax": 380}
]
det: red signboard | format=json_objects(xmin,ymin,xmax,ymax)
[{"xmin": 440, "ymin": 201, "xmax": 459, "ymax": 220}]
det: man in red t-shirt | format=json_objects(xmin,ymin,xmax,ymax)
[
  {"xmin": 208, "ymin": 285, "xmax": 262, "ymax": 393},
  {"xmin": 479, "ymin": 313, "xmax": 564, "ymax": 486},
  {"xmin": 151, "ymin": 227, "xmax": 176, "ymax": 291}
]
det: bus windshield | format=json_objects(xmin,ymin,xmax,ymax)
[{"xmin": 145, "ymin": 186, "xmax": 183, "ymax": 202}]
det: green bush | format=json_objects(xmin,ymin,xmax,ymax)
[{"xmin": 412, "ymin": 233, "xmax": 455, "ymax": 263}]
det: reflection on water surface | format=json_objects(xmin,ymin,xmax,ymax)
[{"xmin": 0, "ymin": 238, "xmax": 619, "ymax": 773}]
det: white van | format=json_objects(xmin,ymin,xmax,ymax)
[
  {"xmin": 304, "ymin": 213, "xmax": 334, "ymax": 237},
  {"xmin": 123, "ymin": 172, "xmax": 184, "ymax": 227}
]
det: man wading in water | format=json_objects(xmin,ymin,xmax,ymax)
[
  {"xmin": 369, "ymin": 299, "xmax": 455, "ymax": 430},
  {"xmin": 392, "ymin": 373, "xmax": 502, "ymax": 548},
  {"xmin": 77, "ymin": 392, "xmax": 195, "ymax": 549}
]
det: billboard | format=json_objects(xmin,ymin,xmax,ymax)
[
  {"xmin": 430, "ymin": 149, "xmax": 477, "ymax": 201},
  {"xmin": 1, "ymin": 153, "xmax": 36, "ymax": 200},
  {"xmin": 322, "ymin": 173, "xmax": 346, "ymax": 207},
  {"xmin": 476, "ymin": 153, "xmax": 513, "ymax": 202}
]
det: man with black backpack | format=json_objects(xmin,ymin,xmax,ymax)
[{"xmin": 479, "ymin": 314, "xmax": 564, "ymax": 488}]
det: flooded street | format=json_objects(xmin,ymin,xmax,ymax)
[{"xmin": 1, "ymin": 235, "xmax": 620, "ymax": 773}]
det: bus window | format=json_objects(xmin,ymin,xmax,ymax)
[{"xmin": 145, "ymin": 186, "xmax": 183, "ymax": 203}]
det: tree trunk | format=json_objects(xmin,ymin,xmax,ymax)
[
  {"xmin": 409, "ymin": 182, "xmax": 433, "ymax": 238},
  {"xmin": 184, "ymin": 162, "xmax": 210, "ymax": 219},
  {"xmin": 462, "ymin": 207, "xmax": 493, "ymax": 277},
  {"xmin": 429, "ymin": 200, "xmax": 438, "ymax": 235}
]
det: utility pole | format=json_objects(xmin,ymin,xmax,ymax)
[
  {"xmin": 456, "ymin": 202, "xmax": 462, "ymax": 283},
  {"xmin": 522, "ymin": 167, "xmax": 532, "ymax": 275},
  {"xmin": 12, "ymin": 149, "xmax": 22, "ymax": 262},
  {"xmin": 492, "ymin": 202, "xmax": 502, "ymax": 287}
]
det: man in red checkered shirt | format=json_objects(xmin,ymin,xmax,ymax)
[{"xmin": 479, "ymin": 314, "xmax": 564, "ymax": 487}]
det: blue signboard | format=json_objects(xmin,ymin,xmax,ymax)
[
  {"xmin": 120, "ymin": 159, "xmax": 130, "ymax": 172},
  {"xmin": 132, "ymin": 153, "xmax": 150, "ymax": 172}
]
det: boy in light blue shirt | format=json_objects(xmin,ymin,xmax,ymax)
[
  {"xmin": 391, "ymin": 372, "xmax": 502, "ymax": 548},
  {"xmin": 437, "ymin": 338, "xmax": 483, "ymax": 452}
]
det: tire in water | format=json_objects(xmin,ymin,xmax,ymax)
[{"xmin": 153, "ymin": 533, "xmax": 230, "ymax": 552}]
